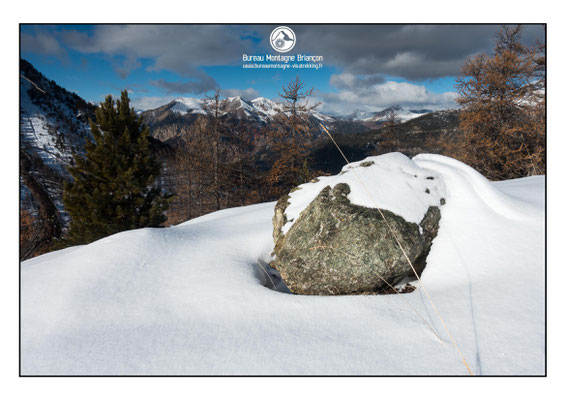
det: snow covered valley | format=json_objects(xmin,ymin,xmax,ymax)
[{"xmin": 21, "ymin": 154, "xmax": 545, "ymax": 375}]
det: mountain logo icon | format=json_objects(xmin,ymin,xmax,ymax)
[{"xmin": 270, "ymin": 26, "xmax": 296, "ymax": 53}]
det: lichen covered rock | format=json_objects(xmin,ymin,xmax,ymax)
[{"xmin": 270, "ymin": 153, "xmax": 444, "ymax": 295}]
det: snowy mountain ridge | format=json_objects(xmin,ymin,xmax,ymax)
[
  {"xmin": 162, "ymin": 95, "xmax": 324, "ymax": 124},
  {"xmin": 335, "ymin": 105, "xmax": 434, "ymax": 123},
  {"xmin": 147, "ymin": 96, "xmax": 429, "ymax": 125}
]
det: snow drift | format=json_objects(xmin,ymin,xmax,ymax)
[{"xmin": 21, "ymin": 154, "xmax": 545, "ymax": 375}]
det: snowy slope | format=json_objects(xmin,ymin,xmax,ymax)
[
  {"xmin": 20, "ymin": 63, "xmax": 96, "ymax": 222},
  {"xmin": 20, "ymin": 77, "xmax": 92, "ymax": 174},
  {"xmin": 21, "ymin": 154, "xmax": 545, "ymax": 375},
  {"xmin": 251, "ymin": 97, "xmax": 284, "ymax": 117}
]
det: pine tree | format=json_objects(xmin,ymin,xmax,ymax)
[
  {"xmin": 455, "ymin": 25, "xmax": 545, "ymax": 179},
  {"xmin": 63, "ymin": 91, "xmax": 170, "ymax": 245}
]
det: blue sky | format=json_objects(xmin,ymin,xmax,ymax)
[{"xmin": 20, "ymin": 24, "xmax": 544, "ymax": 114}]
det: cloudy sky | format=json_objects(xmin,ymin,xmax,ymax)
[{"xmin": 20, "ymin": 24, "xmax": 545, "ymax": 114}]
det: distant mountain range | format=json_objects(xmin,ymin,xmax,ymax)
[
  {"xmin": 336, "ymin": 105, "xmax": 433, "ymax": 124},
  {"xmin": 140, "ymin": 97, "xmax": 433, "ymax": 143},
  {"xmin": 143, "ymin": 96, "xmax": 332, "ymax": 123}
]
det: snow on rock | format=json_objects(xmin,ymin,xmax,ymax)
[
  {"xmin": 282, "ymin": 152, "xmax": 445, "ymax": 235},
  {"xmin": 21, "ymin": 154, "xmax": 545, "ymax": 375},
  {"xmin": 251, "ymin": 97, "xmax": 283, "ymax": 117}
]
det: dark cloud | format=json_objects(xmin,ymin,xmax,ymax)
[
  {"xmin": 21, "ymin": 31, "xmax": 68, "ymax": 61},
  {"xmin": 150, "ymin": 75, "xmax": 218, "ymax": 95},
  {"xmin": 59, "ymin": 25, "xmax": 252, "ymax": 77},
  {"xmin": 285, "ymin": 24, "xmax": 545, "ymax": 80},
  {"xmin": 50, "ymin": 25, "xmax": 258, "ymax": 82},
  {"xmin": 329, "ymin": 72, "xmax": 385, "ymax": 89}
]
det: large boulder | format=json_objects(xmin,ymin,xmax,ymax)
[{"xmin": 271, "ymin": 153, "xmax": 445, "ymax": 295}]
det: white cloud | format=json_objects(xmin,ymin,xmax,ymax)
[
  {"xmin": 321, "ymin": 80, "xmax": 458, "ymax": 114},
  {"xmin": 130, "ymin": 96, "xmax": 178, "ymax": 111},
  {"xmin": 383, "ymin": 52, "xmax": 422, "ymax": 69},
  {"xmin": 222, "ymin": 88, "xmax": 260, "ymax": 100}
]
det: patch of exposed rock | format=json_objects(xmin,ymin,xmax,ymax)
[{"xmin": 271, "ymin": 180, "xmax": 442, "ymax": 295}]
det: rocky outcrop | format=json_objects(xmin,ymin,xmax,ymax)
[{"xmin": 271, "ymin": 182, "xmax": 441, "ymax": 295}]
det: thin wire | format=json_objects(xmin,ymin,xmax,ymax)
[
  {"xmin": 319, "ymin": 122, "xmax": 474, "ymax": 375},
  {"xmin": 257, "ymin": 261, "xmax": 277, "ymax": 289},
  {"xmin": 21, "ymin": 74, "xmax": 46, "ymax": 94},
  {"xmin": 404, "ymin": 181, "xmax": 483, "ymax": 375}
]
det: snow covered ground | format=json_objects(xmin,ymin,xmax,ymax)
[{"xmin": 20, "ymin": 154, "xmax": 545, "ymax": 375}]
